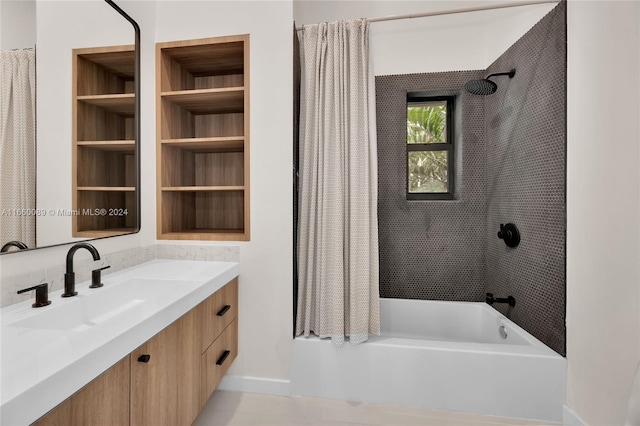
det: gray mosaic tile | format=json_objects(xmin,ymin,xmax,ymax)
[
  {"xmin": 376, "ymin": 70, "xmax": 487, "ymax": 303},
  {"xmin": 485, "ymin": 1, "xmax": 566, "ymax": 356}
]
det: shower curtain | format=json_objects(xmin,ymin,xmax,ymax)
[
  {"xmin": 0, "ymin": 49, "xmax": 36, "ymax": 248},
  {"xmin": 296, "ymin": 19, "xmax": 380, "ymax": 345}
]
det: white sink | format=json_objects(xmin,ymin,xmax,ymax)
[{"xmin": 7, "ymin": 279, "xmax": 193, "ymax": 332}]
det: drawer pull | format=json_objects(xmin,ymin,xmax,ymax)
[
  {"xmin": 216, "ymin": 350, "xmax": 231, "ymax": 365},
  {"xmin": 137, "ymin": 354, "xmax": 151, "ymax": 363},
  {"xmin": 216, "ymin": 305, "xmax": 231, "ymax": 317}
]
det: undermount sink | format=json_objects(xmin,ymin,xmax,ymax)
[{"xmin": 8, "ymin": 278, "xmax": 195, "ymax": 332}]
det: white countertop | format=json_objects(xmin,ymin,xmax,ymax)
[{"xmin": 0, "ymin": 259, "xmax": 239, "ymax": 426}]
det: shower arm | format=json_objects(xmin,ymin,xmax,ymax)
[{"xmin": 486, "ymin": 70, "xmax": 516, "ymax": 80}]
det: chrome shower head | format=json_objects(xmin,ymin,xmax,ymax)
[{"xmin": 464, "ymin": 69, "xmax": 516, "ymax": 96}]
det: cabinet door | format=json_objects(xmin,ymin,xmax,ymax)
[
  {"xmin": 201, "ymin": 318, "xmax": 238, "ymax": 406},
  {"xmin": 130, "ymin": 309, "xmax": 200, "ymax": 426},
  {"xmin": 34, "ymin": 356, "xmax": 130, "ymax": 426},
  {"xmin": 200, "ymin": 278, "xmax": 238, "ymax": 353}
]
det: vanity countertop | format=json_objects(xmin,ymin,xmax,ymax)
[{"xmin": 0, "ymin": 259, "xmax": 239, "ymax": 426}]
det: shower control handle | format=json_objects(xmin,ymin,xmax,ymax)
[{"xmin": 497, "ymin": 223, "xmax": 520, "ymax": 248}]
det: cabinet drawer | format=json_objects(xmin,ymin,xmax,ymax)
[
  {"xmin": 200, "ymin": 278, "xmax": 237, "ymax": 353},
  {"xmin": 201, "ymin": 319, "xmax": 238, "ymax": 405}
]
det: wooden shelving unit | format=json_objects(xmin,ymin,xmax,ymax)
[
  {"xmin": 156, "ymin": 35, "xmax": 250, "ymax": 241},
  {"xmin": 72, "ymin": 45, "xmax": 137, "ymax": 237}
]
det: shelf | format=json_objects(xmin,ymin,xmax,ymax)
[
  {"xmin": 157, "ymin": 35, "xmax": 249, "ymax": 241},
  {"xmin": 75, "ymin": 228, "xmax": 136, "ymax": 238},
  {"xmin": 161, "ymin": 41, "xmax": 244, "ymax": 77},
  {"xmin": 77, "ymin": 140, "xmax": 135, "ymax": 152},
  {"xmin": 161, "ymin": 186, "xmax": 244, "ymax": 192},
  {"xmin": 159, "ymin": 230, "xmax": 245, "ymax": 241},
  {"xmin": 78, "ymin": 94, "xmax": 135, "ymax": 115},
  {"xmin": 73, "ymin": 44, "xmax": 137, "ymax": 239},
  {"xmin": 76, "ymin": 45, "xmax": 135, "ymax": 77},
  {"xmin": 160, "ymin": 88, "xmax": 243, "ymax": 114},
  {"xmin": 77, "ymin": 186, "xmax": 136, "ymax": 192},
  {"xmin": 161, "ymin": 137, "xmax": 243, "ymax": 152},
  {"xmin": 160, "ymin": 149, "xmax": 243, "ymax": 187}
]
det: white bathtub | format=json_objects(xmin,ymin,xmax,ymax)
[{"xmin": 291, "ymin": 298, "xmax": 566, "ymax": 422}]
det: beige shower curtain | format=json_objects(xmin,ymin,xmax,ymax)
[
  {"xmin": 296, "ymin": 19, "xmax": 380, "ymax": 345},
  {"xmin": 0, "ymin": 49, "xmax": 36, "ymax": 248}
]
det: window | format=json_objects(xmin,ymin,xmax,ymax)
[{"xmin": 406, "ymin": 95, "xmax": 454, "ymax": 200}]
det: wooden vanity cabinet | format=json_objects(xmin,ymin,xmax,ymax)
[
  {"xmin": 130, "ymin": 308, "xmax": 200, "ymax": 426},
  {"xmin": 201, "ymin": 318, "xmax": 238, "ymax": 408},
  {"xmin": 33, "ymin": 357, "xmax": 130, "ymax": 426},
  {"xmin": 200, "ymin": 278, "xmax": 238, "ymax": 353},
  {"xmin": 33, "ymin": 278, "xmax": 238, "ymax": 426},
  {"xmin": 199, "ymin": 278, "xmax": 238, "ymax": 408}
]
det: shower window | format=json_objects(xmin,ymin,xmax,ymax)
[{"xmin": 406, "ymin": 94, "xmax": 454, "ymax": 200}]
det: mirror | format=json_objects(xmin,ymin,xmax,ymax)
[{"xmin": 0, "ymin": 0, "xmax": 140, "ymax": 254}]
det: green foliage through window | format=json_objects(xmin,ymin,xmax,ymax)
[
  {"xmin": 406, "ymin": 98, "xmax": 453, "ymax": 198},
  {"xmin": 408, "ymin": 151, "xmax": 448, "ymax": 193},
  {"xmin": 407, "ymin": 103, "xmax": 446, "ymax": 144}
]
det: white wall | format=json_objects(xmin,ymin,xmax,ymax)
[
  {"xmin": 0, "ymin": 0, "xmax": 36, "ymax": 50},
  {"xmin": 155, "ymin": 1, "xmax": 294, "ymax": 381},
  {"xmin": 294, "ymin": 0, "xmax": 555, "ymax": 75},
  {"xmin": 566, "ymin": 1, "xmax": 640, "ymax": 424}
]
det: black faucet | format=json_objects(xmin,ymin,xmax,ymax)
[
  {"xmin": 486, "ymin": 292, "xmax": 516, "ymax": 307},
  {"xmin": 63, "ymin": 243, "xmax": 101, "ymax": 297},
  {"xmin": 1, "ymin": 240, "xmax": 29, "ymax": 252}
]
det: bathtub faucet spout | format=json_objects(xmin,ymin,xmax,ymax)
[{"xmin": 486, "ymin": 293, "xmax": 516, "ymax": 307}]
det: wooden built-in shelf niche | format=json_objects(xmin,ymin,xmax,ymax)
[
  {"xmin": 156, "ymin": 35, "xmax": 250, "ymax": 241},
  {"xmin": 72, "ymin": 45, "xmax": 137, "ymax": 237}
]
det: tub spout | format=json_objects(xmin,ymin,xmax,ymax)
[{"xmin": 486, "ymin": 293, "xmax": 515, "ymax": 307}]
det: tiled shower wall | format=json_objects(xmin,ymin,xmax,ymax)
[
  {"xmin": 485, "ymin": 2, "xmax": 566, "ymax": 355},
  {"xmin": 376, "ymin": 71, "xmax": 487, "ymax": 302},
  {"xmin": 376, "ymin": 3, "xmax": 566, "ymax": 355}
]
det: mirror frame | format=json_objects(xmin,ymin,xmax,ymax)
[{"xmin": 1, "ymin": 0, "xmax": 141, "ymax": 255}]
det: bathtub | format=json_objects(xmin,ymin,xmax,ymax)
[{"xmin": 290, "ymin": 298, "xmax": 566, "ymax": 422}]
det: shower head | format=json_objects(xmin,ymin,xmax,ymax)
[
  {"xmin": 464, "ymin": 79, "xmax": 498, "ymax": 96},
  {"xmin": 464, "ymin": 69, "xmax": 516, "ymax": 96}
]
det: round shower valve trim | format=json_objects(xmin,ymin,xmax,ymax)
[{"xmin": 497, "ymin": 223, "xmax": 520, "ymax": 247}]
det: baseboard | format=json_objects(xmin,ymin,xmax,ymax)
[
  {"xmin": 563, "ymin": 405, "xmax": 585, "ymax": 426},
  {"xmin": 218, "ymin": 375, "xmax": 291, "ymax": 396}
]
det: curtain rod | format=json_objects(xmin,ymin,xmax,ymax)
[{"xmin": 296, "ymin": 0, "xmax": 560, "ymax": 29}]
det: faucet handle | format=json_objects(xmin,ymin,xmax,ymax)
[
  {"xmin": 17, "ymin": 283, "xmax": 51, "ymax": 308},
  {"xmin": 90, "ymin": 265, "xmax": 110, "ymax": 289}
]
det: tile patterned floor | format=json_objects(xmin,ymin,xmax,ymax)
[{"xmin": 193, "ymin": 391, "xmax": 557, "ymax": 426}]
